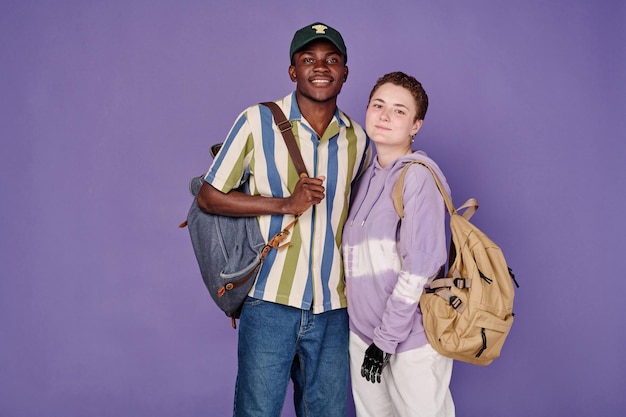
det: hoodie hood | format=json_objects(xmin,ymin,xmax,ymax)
[
  {"xmin": 388, "ymin": 151, "xmax": 451, "ymax": 197},
  {"xmin": 349, "ymin": 150, "xmax": 452, "ymax": 226}
]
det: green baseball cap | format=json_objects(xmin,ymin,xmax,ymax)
[{"xmin": 290, "ymin": 22, "xmax": 347, "ymax": 64}]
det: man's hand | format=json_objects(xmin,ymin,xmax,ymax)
[
  {"xmin": 361, "ymin": 343, "xmax": 391, "ymax": 384},
  {"xmin": 197, "ymin": 175, "xmax": 326, "ymax": 217},
  {"xmin": 285, "ymin": 175, "xmax": 325, "ymax": 214}
]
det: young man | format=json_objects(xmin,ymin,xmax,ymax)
[{"xmin": 197, "ymin": 22, "xmax": 371, "ymax": 417}]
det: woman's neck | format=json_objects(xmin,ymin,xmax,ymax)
[{"xmin": 376, "ymin": 145, "xmax": 413, "ymax": 168}]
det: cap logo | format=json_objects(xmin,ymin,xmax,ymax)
[{"xmin": 311, "ymin": 24, "xmax": 328, "ymax": 34}]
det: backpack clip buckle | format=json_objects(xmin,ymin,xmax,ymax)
[
  {"xmin": 449, "ymin": 296, "xmax": 463, "ymax": 310},
  {"xmin": 277, "ymin": 120, "xmax": 292, "ymax": 133},
  {"xmin": 453, "ymin": 278, "xmax": 468, "ymax": 289}
]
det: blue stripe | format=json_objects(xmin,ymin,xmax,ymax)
[
  {"xmin": 260, "ymin": 105, "xmax": 287, "ymax": 237},
  {"xmin": 301, "ymin": 269, "xmax": 313, "ymax": 309},
  {"xmin": 320, "ymin": 138, "xmax": 339, "ymax": 303},
  {"xmin": 298, "ymin": 132, "xmax": 319, "ymax": 308},
  {"xmin": 205, "ymin": 114, "xmax": 247, "ymax": 183},
  {"xmin": 253, "ymin": 105, "xmax": 287, "ymax": 296},
  {"xmin": 288, "ymin": 92, "xmax": 302, "ymax": 121}
]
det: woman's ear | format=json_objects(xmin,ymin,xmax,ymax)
[{"xmin": 411, "ymin": 119, "xmax": 424, "ymax": 136}]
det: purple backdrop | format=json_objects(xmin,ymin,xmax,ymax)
[{"xmin": 1, "ymin": 1, "xmax": 625, "ymax": 416}]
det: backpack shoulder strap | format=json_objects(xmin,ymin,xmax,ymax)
[
  {"xmin": 392, "ymin": 161, "xmax": 478, "ymax": 220},
  {"xmin": 179, "ymin": 102, "xmax": 308, "ymax": 229},
  {"xmin": 392, "ymin": 161, "xmax": 456, "ymax": 217},
  {"xmin": 260, "ymin": 102, "xmax": 308, "ymax": 178}
]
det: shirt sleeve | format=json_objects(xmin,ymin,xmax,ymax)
[
  {"xmin": 397, "ymin": 164, "xmax": 447, "ymax": 277},
  {"xmin": 373, "ymin": 164, "xmax": 447, "ymax": 353},
  {"xmin": 204, "ymin": 109, "xmax": 255, "ymax": 193}
]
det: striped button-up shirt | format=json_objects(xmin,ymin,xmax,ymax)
[{"xmin": 205, "ymin": 92, "xmax": 371, "ymax": 313}]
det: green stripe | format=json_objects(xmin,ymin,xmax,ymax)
[
  {"xmin": 224, "ymin": 132, "xmax": 254, "ymax": 191},
  {"xmin": 276, "ymin": 222, "xmax": 303, "ymax": 298}
]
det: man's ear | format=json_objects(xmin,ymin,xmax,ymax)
[
  {"xmin": 288, "ymin": 65, "xmax": 297, "ymax": 82},
  {"xmin": 343, "ymin": 66, "xmax": 349, "ymax": 82}
]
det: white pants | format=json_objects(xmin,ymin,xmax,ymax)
[{"xmin": 349, "ymin": 332, "xmax": 455, "ymax": 417}]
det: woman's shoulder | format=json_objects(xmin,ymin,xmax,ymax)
[{"xmin": 391, "ymin": 152, "xmax": 451, "ymax": 196}]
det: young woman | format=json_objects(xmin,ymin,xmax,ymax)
[{"xmin": 343, "ymin": 72, "xmax": 455, "ymax": 417}]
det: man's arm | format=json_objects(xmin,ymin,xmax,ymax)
[{"xmin": 196, "ymin": 176, "xmax": 326, "ymax": 217}]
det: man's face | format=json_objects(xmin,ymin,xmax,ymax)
[{"xmin": 289, "ymin": 39, "xmax": 348, "ymax": 104}]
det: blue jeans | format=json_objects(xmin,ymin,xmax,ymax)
[{"xmin": 233, "ymin": 297, "xmax": 349, "ymax": 417}]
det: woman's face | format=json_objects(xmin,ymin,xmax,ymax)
[{"xmin": 365, "ymin": 83, "xmax": 422, "ymax": 147}]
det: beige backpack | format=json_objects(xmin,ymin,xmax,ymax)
[{"xmin": 393, "ymin": 161, "xmax": 518, "ymax": 365}]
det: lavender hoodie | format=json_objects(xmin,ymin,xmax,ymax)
[{"xmin": 343, "ymin": 151, "xmax": 452, "ymax": 354}]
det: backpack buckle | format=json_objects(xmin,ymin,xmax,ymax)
[
  {"xmin": 449, "ymin": 296, "xmax": 463, "ymax": 310},
  {"xmin": 453, "ymin": 278, "xmax": 467, "ymax": 289},
  {"xmin": 277, "ymin": 120, "xmax": 292, "ymax": 133}
]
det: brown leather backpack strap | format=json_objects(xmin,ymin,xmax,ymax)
[{"xmin": 260, "ymin": 102, "xmax": 308, "ymax": 178}]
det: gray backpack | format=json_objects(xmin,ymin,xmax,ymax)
[{"xmin": 180, "ymin": 102, "xmax": 307, "ymax": 328}]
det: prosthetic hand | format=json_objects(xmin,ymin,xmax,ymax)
[{"xmin": 361, "ymin": 343, "xmax": 391, "ymax": 383}]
